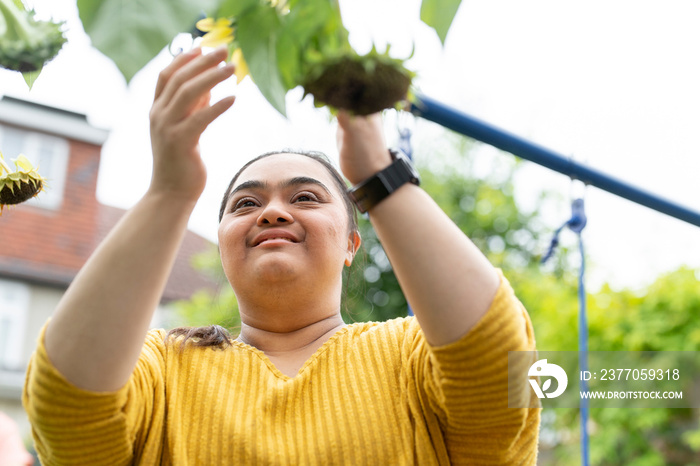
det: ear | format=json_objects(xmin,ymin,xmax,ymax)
[{"xmin": 344, "ymin": 230, "xmax": 362, "ymax": 267}]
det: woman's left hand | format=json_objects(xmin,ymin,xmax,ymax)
[{"xmin": 336, "ymin": 111, "xmax": 392, "ymax": 185}]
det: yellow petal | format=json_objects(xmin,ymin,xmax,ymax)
[
  {"xmin": 232, "ymin": 49, "xmax": 250, "ymax": 84},
  {"xmin": 196, "ymin": 18, "xmax": 216, "ymax": 32},
  {"xmin": 13, "ymin": 154, "xmax": 36, "ymax": 173},
  {"xmin": 214, "ymin": 18, "xmax": 232, "ymax": 28},
  {"xmin": 201, "ymin": 28, "xmax": 234, "ymax": 48},
  {"xmin": 0, "ymin": 152, "xmax": 11, "ymax": 175}
]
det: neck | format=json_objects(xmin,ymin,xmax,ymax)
[
  {"xmin": 232, "ymin": 276, "xmax": 346, "ymax": 353},
  {"xmin": 236, "ymin": 312, "xmax": 346, "ymax": 354}
]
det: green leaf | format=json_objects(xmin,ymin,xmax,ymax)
[
  {"xmin": 22, "ymin": 65, "xmax": 41, "ymax": 90},
  {"xmin": 236, "ymin": 6, "xmax": 287, "ymax": 116},
  {"xmin": 276, "ymin": 0, "xmax": 335, "ymax": 89},
  {"xmin": 420, "ymin": 0, "xmax": 462, "ymax": 45},
  {"xmin": 76, "ymin": 0, "xmax": 220, "ymax": 82},
  {"xmin": 217, "ymin": 0, "xmax": 258, "ymax": 18}
]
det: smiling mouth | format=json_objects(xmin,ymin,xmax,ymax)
[{"xmin": 255, "ymin": 237, "xmax": 298, "ymax": 247}]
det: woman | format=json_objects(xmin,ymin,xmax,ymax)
[{"xmin": 23, "ymin": 46, "xmax": 539, "ymax": 464}]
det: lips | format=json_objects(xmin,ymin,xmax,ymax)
[{"xmin": 252, "ymin": 229, "xmax": 301, "ymax": 247}]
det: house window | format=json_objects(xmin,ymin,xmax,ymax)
[
  {"xmin": 0, "ymin": 124, "xmax": 69, "ymax": 211},
  {"xmin": 0, "ymin": 279, "xmax": 30, "ymax": 371}
]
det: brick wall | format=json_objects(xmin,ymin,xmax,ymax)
[{"xmin": 0, "ymin": 138, "xmax": 101, "ymax": 283}]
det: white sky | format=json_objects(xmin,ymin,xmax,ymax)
[{"xmin": 1, "ymin": 0, "xmax": 699, "ymax": 290}]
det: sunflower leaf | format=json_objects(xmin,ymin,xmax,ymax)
[
  {"xmin": 276, "ymin": 0, "xmax": 334, "ymax": 89},
  {"xmin": 217, "ymin": 0, "xmax": 258, "ymax": 18},
  {"xmin": 22, "ymin": 65, "xmax": 41, "ymax": 89},
  {"xmin": 236, "ymin": 6, "xmax": 287, "ymax": 116},
  {"xmin": 420, "ymin": 0, "xmax": 462, "ymax": 45},
  {"xmin": 77, "ymin": 0, "xmax": 220, "ymax": 82}
]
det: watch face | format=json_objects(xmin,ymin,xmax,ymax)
[{"xmin": 391, "ymin": 149, "xmax": 421, "ymax": 185}]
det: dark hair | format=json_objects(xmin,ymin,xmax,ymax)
[{"xmin": 166, "ymin": 150, "xmax": 360, "ymax": 350}]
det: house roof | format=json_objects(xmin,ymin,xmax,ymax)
[
  {"xmin": 0, "ymin": 202, "xmax": 219, "ymax": 302},
  {"xmin": 96, "ymin": 204, "xmax": 220, "ymax": 301},
  {"xmin": 0, "ymin": 96, "xmax": 109, "ymax": 145}
]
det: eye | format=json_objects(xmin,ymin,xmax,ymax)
[
  {"xmin": 232, "ymin": 197, "xmax": 258, "ymax": 211},
  {"xmin": 293, "ymin": 192, "xmax": 318, "ymax": 203}
]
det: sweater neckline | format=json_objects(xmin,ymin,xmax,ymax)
[{"xmin": 231, "ymin": 325, "xmax": 352, "ymax": 381}]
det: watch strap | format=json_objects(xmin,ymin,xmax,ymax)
[{"xmin": 348, "ymin": 149, "xmax": 420, "ymax": 213}]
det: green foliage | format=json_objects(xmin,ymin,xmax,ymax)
[
  {"xmin": 235, "ymin": 5, "xmax": 287, "ymax": 114},
  {"xmin": 532, "ymin": 266, "xmax": 700, "ymax": 464},
  {"xmin": 168, "ymin": 245, "xmax": 241, "ymax": 333},
  {"xmin": 171, "ymin": 286, "xmax": 241, "ymax": 331},
  {"xmin": 420, "ymin": 0, "xmax": 463, "ymax": 44},
  {"xmin": 77, "ymin": 0, "xmax": 219, "ymax": 81},
  {"xmin": 73, "ymin": 0, "xmax": 462, "ymax": 113},
  {"xmin": 22, "ymin": 66, "xmax": 40, "ymax": 89},
  {"xmin": 218, "ymin": 0, "xmax": 258, "ymax": 18},
  {"xmin": 342, "ymin": 129, "xmax": 551, "ymax": 323},
  {"xmin": 275, "ymin": 0, "xmax": 337, "ymax": 89}
]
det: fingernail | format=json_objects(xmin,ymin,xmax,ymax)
[{"xmin": 222, "ymin": 63, "xmax": 235, "ymax": 73}]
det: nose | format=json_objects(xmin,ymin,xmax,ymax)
[{"xmin": 257, "ymin": 199, "xmax": 294, "ymax": 226}]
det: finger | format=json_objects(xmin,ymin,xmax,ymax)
[
  {"xmin": 167, "ymin": 63, "xmax": 235, "ymax": 119},
  {"xmin": 160, "ymin": 46, "xmax": 229, "ymax": 105},
  {"xmin": 188, "ymin": 95, "xmax": 236, "ymax": 134},
  {"xmin": 154, "ymin": 48, "xmax": 202, "ymax": 102},
  {"xmin": 193, "ymin": 91, "xmax": 212, "ymax": 113}
]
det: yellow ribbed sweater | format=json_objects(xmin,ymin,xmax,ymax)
[{"xmin": 23, "ymin": 272, "xmax": 540, "ymax": 465}]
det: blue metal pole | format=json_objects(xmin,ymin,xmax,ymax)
[{"xmin": 410, "ymin": 95, "xmax": 700, "ymax": 229}]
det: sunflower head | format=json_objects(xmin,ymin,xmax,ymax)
[
  {"xmin": 302, "ymin": 49, "xmax": 414, "ymax": 115},
  {"xmin": 0, "ymin": 0, "xmax": 67, "ymax": 72},
  {"xmin": 0, "ymin": 153, "xmax": 46, "ymax": 214}
]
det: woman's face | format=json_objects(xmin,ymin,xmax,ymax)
[{"xmin": 218, "ymin": 153, "xmax": 359, "ymax": 297}]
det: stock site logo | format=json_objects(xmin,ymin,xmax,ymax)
[{"xmin": 528, "ymin": 359, "xmax": 568, "ymax": 399}]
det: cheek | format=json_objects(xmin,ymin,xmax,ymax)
[
  {"xmin": 320, "ymin": 214, "xmax": 351, "ymax": 252},
  {"xmin": 218, "ymin": 221, "xmax": 247, "ymax": 259}
]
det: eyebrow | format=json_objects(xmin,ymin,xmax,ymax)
[{"xmin": 229, "ymin": 176, "xmax": 333, "ymax": 200}]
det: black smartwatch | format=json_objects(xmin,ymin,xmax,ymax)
[{"xmin": 347, "ymin": 148, "xmax": 421, "ymax": 213}]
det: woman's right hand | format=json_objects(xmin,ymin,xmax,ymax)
[
  {"xmin": 40, "ymin": 47, "xmax": 236, "ymax": 394},
  {"xmin": 148, "ymin": 46, "xmax": 236, "ymax": 203}
]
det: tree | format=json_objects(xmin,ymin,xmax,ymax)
[
  {"xmin": 532, "ymin": 267, "xmax": 700, "ymax": 465},
  {"xmin": 342, "ymin": 125, "xmax": 553, "ymax": 323}
]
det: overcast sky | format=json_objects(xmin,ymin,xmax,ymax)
[{"xmin": 2, "ymin": 0, "xmax": 699, "ymax": 290}]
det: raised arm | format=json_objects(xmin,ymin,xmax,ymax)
[
  {"xmin": 336, "ymin": 111, "xmax": 500, "ymax": 347},
  {"xmin": 43, "ymin": 47, "xmax": 236, "ymax": 391}
]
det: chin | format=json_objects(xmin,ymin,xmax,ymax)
[{"xmin": 252, "ymin": 257, "xmax": 301, "ymax": 284}]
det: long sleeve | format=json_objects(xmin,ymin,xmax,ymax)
[
  {"xmin": 405, "ymin": 269, "xmax": 540, "ymax": 465},
  {"xmin": 22, "ymin": 324, "xmax": 167, "ymax": 465}
]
